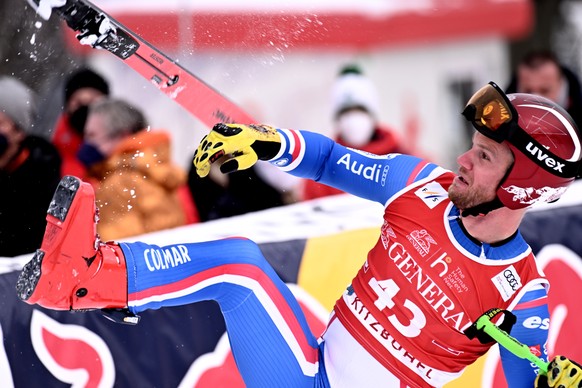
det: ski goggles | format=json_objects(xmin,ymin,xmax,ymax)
[{"xmin": 461, "ymin": 81, "xmax": 519, "ymax": 143}]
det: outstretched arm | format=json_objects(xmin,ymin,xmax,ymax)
[{"xmin": 193, "ymin": 123, "xmax": 441, "ymax": 205}]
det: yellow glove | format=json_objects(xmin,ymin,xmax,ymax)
[
  {"xmin": 193, "ymin": 123, "xmax": 281, "ymax": 178},
  {"xmin": 535, "ymin": 356, "xmax": 582, "ymax": 388}
]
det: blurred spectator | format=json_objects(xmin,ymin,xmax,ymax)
[
  {"xmin": 80, "ymin": 98, "xmax": 193, "ymax": 240},
  {"xmin": 0, "ymin": 76, "xmax": 61, "ymax": 257},
  {"xmin": 52, "ymin": 68, "xmax": 110, "ymax": 180},
  {"xmin": 187, "ymin": 161, "xmax": 286, "ymax": 222},
  {"xmin": 302, "ymin": 64, "xmax": 406, "ymax": 200},
  {"xmin": 506, "ymin": 50, "xmax": 582, "ymax": 130}
]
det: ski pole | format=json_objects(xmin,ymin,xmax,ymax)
[{"xmin": 470, "ymin": 308, "xmax": 549, "ymax": 375}]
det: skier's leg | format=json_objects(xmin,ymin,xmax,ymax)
[
  {"xmin": 124, "ymin": 238, "xmax": 320, "ymax": 387},
  {"xmin": 17, "ymin": 176, "xmax": 320, "ymax": 387}
]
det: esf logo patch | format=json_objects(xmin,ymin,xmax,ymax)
[
  {"xmin": 415, "ymin": 181, "xmax": 448, "ymax": 209},
  {"xmin": 523, "ymin": 316, "xmax": 550, "ymax": 330}
]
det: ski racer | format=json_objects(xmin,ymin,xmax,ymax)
[{"xmin": 16, "ymin": 82, "xmax": 582, "ymax": 387}]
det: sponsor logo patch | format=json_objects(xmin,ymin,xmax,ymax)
[
  {"xmin": 491, "ymin": 265, "xmax": 522, "ymax": 301},
  {"xmin": 406, "ymin": 229, "xmax": 437, "ymax": 257},
  {"xmin": 415, "ymin": 182, "xmax": 448, "ymax": 209}
]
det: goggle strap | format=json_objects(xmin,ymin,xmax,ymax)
[{"xmin": 509, "ymin": 128, "xmax": 581, "ymax": 179}]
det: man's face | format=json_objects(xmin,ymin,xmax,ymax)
[
  {"xmin": 448, "ymin": 132, "xmax": 514, "ymax": 210},
  {"xmin": 517, "ymin": 62, "xmax": 564, "ymax": 104},
  {"xmin": 83, "ymin": 112, "xmax": 118, "ymax": 157}
]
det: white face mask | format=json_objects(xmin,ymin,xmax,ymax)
[{"xmin": 336, "ymin": 110, "xmax": 375, "ymax": 146}]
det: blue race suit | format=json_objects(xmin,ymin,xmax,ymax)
[{"xmin": 120, "ymin": 128, "xmax": 549, "ymax": 388}]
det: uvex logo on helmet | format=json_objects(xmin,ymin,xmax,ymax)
[{"xmin": 525, "ymin": 142, "xmax": 566, "ymax": 173}]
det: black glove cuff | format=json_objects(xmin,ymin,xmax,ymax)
[
  {"xmin": 252, "ymin": 141, "xmax": 282, "ymax": 161},
  {"xmin": 464, "ymin": 308, "xmax": 517, "ymax": 344}
]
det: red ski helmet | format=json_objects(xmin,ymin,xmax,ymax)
[{"xmin": 462, "ymin": 82, "xmax": 582, "ymax": 210}]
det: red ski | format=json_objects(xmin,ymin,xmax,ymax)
[{"xmin": 27, "ymin": 0, "xmax": 255, "ymax": 128}]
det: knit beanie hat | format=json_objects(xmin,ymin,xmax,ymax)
[
  {"xmin": 0, "ymin": 76, "xmax": 36, "ymax": 131},
  {"xmin": 64, "ymin": 68, "xmax": 110, "ymax": 103},
  {"xmin": 331, "ymin": 64, "xmax": 380, "ymax": 119}
]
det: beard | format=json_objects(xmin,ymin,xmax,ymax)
[{"xmin": 448, "ymin": 180, "xmax": 497, "ymax": 210}]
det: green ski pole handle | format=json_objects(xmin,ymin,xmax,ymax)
[
  {"xmin": 466, "ymin": 308, "xmax": 549, "ymax": 375},
  {"xmin": 475, "ymin": 312, "xmax": 549, "ymax": 374}
]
